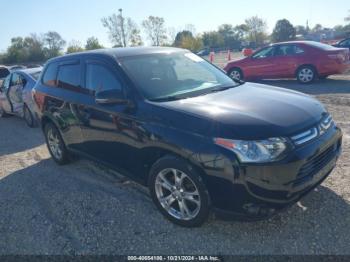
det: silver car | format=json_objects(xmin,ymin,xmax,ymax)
[{"xmin": 0, "ymin": 67, "xmax": 42, "ymax": 127}]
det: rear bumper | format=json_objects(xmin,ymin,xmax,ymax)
[
  {"xmin": 319, "ymin": 61, "xmax": 350, "ymax": 75},
  {"xmin": 204, "ymin": 125, "xmax": 342, "ymax": 219}
]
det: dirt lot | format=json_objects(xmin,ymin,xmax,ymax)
[{"xmin": 0, "ymin": 74, "xmax": 350, "ymax": 255}]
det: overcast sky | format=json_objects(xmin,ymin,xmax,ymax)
[{"xmin": 0, "ymin": 0, "xmax": 349, "ymax": 51}]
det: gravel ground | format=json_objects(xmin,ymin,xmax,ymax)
[{"xmin": 0, "ymin": 77, "xmax": 350, "ymax": 255}]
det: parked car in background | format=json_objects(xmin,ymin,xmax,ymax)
[
  {"xmin": 224, "ymin": 41, "xmax": 350, "ymax": 84},
  {"xmin": 0, "ymin": 66, "xmax": 10, "ymax": 85},
  {"xmin": 0, "ymin": 67, "xmax": 42, "ymax": 127},
  {"xmin": 33, "ymin": 47, "xmax": 342, "ymax": 227},
  {"xmin": 196, "ymin": 49, "xmax": 210, "ymax": 56},
  {"xmin": 333, "ymin": 38, "xmax": 350, "ymax": 50}
]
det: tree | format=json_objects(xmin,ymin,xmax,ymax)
[
  {"xmin": 218, "ymin": 24, "xmax": 242, "ymax": 49},
  {"xmin": 202, "ymin": 31, "xmax": 224, "ymax": 48},
  {"xmin": 295, "ymin": 25, "xmax": 309, "ymax": 36},
  {"xmin": 85, "ymin": 37, "xmax": 104, "ymax": 50},
  {"xmin": 245, "ymin": 16, "xmax": 268, "ymax": 46},
  {"xmin": 2, "ymin": 35, "xmax": 46, "ymax": 64},
  {"xmin": 180, "ymin": 36, "xmax": 203, "ymax": 52},
  {"xmin": 233, "ymin": 24, "xmax": 249, "ymax": 41},
  {"xmin": 142, "ymin": 16, "xmax": 167, "ymax": 46},
  {"xmin": 102, "ymin": 9, "xmax": 142, "ymax": 47},
  {"xmin": 345, "ymin": 10, "xmax": 350, "ymax": 21},
  {"xmin": 174, "ymin": 30, "xmax": 193, "ymax": 47},
  {"xmin": 43, "ymin": 31, "xmax": 66, "ymax": 58},
  {"xmin": 312, "ymin": 24, "xmax": 323, "ymax": 33},
  {"xmin": 272, "ymin": 19, "xmax": 296, "ymax": 42},
  {"xmin": 66, "ymin": 40, "xmax": 84, "ymax": 54},
  {"xmin": 23, "ymin": 34, "xmax": 46, "ymax": 62}
]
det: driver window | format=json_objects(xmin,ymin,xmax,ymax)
[
  {"xmin": 85, "ymin": 64, "xmax": 122, "ymax": 93},
  {"xmin": 252, "ymin": 46, "xmax": 275, "ymax": 59}
]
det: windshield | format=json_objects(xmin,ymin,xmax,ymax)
[{"xmin": 120, "ymin": 52, "xmax": 238, "ymax": 101}]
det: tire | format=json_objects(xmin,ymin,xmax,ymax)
[
  {"xmin": 228, "ymin": 67, "xmax": 244, "ymax": 81},
  {"xmin": 148, "ymin": 155, "xmax": 210, "ymax": 227},
  {"xmin": 44, "ymin": 122, "xmax": 70, "ymax": 165},
  {"xmin": 23, "ymin": 104, "xmax": 35, "ymax": 128},
  {"xmin": 296, "ymin": 66, "xmax": 317, "ymax": 84}
]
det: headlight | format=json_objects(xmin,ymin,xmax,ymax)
[{"xmin": 214, "ymin": 137, "xmax": 288, "ymax": 163}]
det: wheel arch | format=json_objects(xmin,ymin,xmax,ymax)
[{"xmin": 138, "ymin": 146, "xmax": 209, "ymax": 186}]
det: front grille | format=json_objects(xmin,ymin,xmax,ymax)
[
  {"xmin": 290, "ymin": 115, "xmax": 334, "ymax": 146},
  {"xmin": 293, "ymin": 142, "xmax": 339, "ymax": 187}
]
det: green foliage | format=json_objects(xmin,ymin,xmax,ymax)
[
  {"xmin": 66, "ymin": 40, "xmax": 84, "ymax": 54},
  {"xmin": 174, "ymin": 30, "xmax": 193, "ymax": 47},
  {"xmin": 85, "ymin": 37, "xmax": 104, "ymax": 50},
  {"xmin": 272, "ymin": 19, "xmax": 296, "ymax": 42},
  {"xmin": 202, "ymin": 31, "xmax": 224, "ymax": 48},
  {"xmin": 142, "ymin": 16, "xmax": 167, "ymax": 46}
]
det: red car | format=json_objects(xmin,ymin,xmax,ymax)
[{"xmin": 224, "ymin": 41, "xmax": 350, "ymax": 84}]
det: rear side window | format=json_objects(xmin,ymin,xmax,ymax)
[
  {"xmin": 85, "ymin": 64, "xmax": 122, "ymax": 92},
  {"xmin": 43, "ymin": 63, "xmax": 58, "ymax": 87},
  {"xmin": 57, "ymin": 64, "xmax": 81, "ymax": 89},
  {"xmin": 275, "ymin": 45, "xmax": 305, "ymax": 56}
]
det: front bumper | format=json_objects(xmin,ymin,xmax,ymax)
[{"xmin": 202, "ymin": 125, "xmax": 342, "ymax": 220}]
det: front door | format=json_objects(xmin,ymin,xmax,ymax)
[
  {"xmin": 248, "ymin": 46, "xmax": 278, "ymax": 79},
  {"xmin": 78, "ymin": 60, "xmax": 142, "ymax": 175}
]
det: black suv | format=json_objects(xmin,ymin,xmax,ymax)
[{"xmin": 33, "ymin": 47, "xmax": 342, "ymax": 227}]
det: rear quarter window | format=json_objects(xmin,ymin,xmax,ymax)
[{"xmin": 42, "ymin": 62, "xmax": 58, "ymax": 87}]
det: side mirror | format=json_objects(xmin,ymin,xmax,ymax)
[{"xmin": 95, "ymin": 89, "xmax": 128, "ymax": 105}]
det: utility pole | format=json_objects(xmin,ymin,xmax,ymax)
[{"xmin": 119, "ymin": 8, "xmax": 126, "ymax": 47}]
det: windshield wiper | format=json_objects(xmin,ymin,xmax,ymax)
[
  {"xmin": 150, "ymin": 95, "xmax": 188, "ymax": 102},
  {"xmin": 208, "ymin": 84, "xmax": 240, "ymax": 93}
]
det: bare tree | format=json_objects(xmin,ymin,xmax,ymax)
[
  {"xmin": 167, "ymin": 27, "xmax": 177, "ymax": 45},
  {"xmin": 142, "ymin": 16, "xmax": 167, "ymax": 46},
  {"xmin": 245, "ymin": 16, "xmax": 267, "ymax": 45},
  {"xmin": 44, "ymin": 31, "xmax": 66, "ymax": 58},
  {"xmin": 102, "ymin": 9, "xmax": 142, "ymax": 47}
]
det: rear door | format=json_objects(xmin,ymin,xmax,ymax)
[
  {"xmin": 272, "ymin": 44, "xmax": 305, "ymax": 77},
  {"xmin": 42, "ymin": 60, "xmax": 85, "ymax": 150}
]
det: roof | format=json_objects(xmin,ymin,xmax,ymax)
[
  {"xmin": 48, "ymin": 46, "xmax": 187, "ymax": 63},
  {"xmin": 271, "ymin": 40, "xmax": 319, "ymax": 46},
  {"xmin": 16, "ymin": 67, "xmax": 42, "ymax": 75}
]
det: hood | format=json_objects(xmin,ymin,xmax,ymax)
[{"xmin": 157, "ymin": 83, "xmax": 326, "ymax": 140}]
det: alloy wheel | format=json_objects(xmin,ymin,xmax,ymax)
[
  {"xmin": 230, "ymin": 70, "xmax": 241, "ymax": 80},
  {"xmin": 298, "ymin": 68, "xmax": 314, "ymax": 83},
  {"xmin": 155, "ymin": 168, "xmax": 201, "ymax": 221},
  {"xmin": 47, "ymin": 128, "xmax": 63, "ymax": 160}
]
